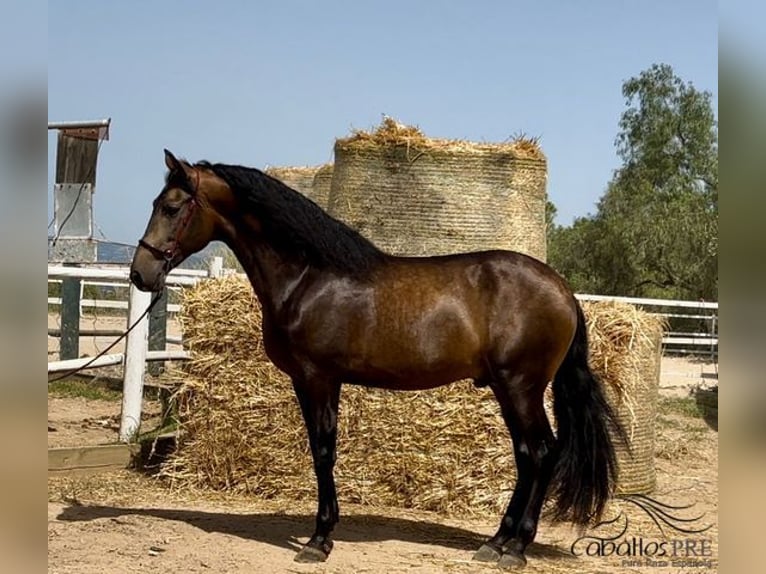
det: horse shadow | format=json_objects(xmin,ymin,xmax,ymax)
[{"xmin": 55, "ymin": 503, "xmax": 572, "ymax": 561}]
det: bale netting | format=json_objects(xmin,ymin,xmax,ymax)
[
  {"xmin": 265, "ymin": 165, "xmax": 322, "ymax": 204},
  {"xmin": 162, "ymin": 278, "xmax": 663, "ymax": 515},
  {"xmin": 580, "ymin": 300, "xmax": 665, "ymax": 494},
  {"xmin": 327, "ymin": 118, "xmax": 548, "ymax": 261},
  {"xmin": 311, "ymin": 163, "xmax": 333, "ymax": 210}
]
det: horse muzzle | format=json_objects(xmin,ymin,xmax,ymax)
[{"xmin": 130, "ymin": 245, "xmax": 169, "ymax": 292}]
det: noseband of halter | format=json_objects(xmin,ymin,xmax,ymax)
[{"xmin": 138, "ymin": 170, "xmax": 200, "ymax": 270}]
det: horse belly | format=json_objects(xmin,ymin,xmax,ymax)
[
  {"xmin": 346, "ymin": 362, "xmax": 478, "ymax": 390},
  {"xmin": 343, "ymin": 315, "xmax": 483, "ymax": 390}
]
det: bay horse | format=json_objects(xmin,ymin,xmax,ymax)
[{"xmin": 130, "ymin": 150, "xmax": 624, "ymax": 569}]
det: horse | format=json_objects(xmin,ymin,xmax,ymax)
[{"xmin": 130, "ymin": 149, "xmax": 624, "ymax": 569}]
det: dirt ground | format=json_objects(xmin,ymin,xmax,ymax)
[
  {"xmin": 48, "ymin": 454, "xmax": 717, "ymax": 574},
  {"xmin": 48, "ymin": 322, "xmax": 718, "ymax": 573}
]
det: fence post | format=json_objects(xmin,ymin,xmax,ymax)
[
  {"xmin": 148, "ymin": 289, "xmax": 168, "ymax": 376},
  {"xmin": 120, "ymin": 284, "xmax": 151, "ymax": 442},
  {"xmin": 209, "ymin": 256, "xmax": 223, "ymax": 278},
  {"xmin": 59, "ymin": 275, "xmax": 81, "ymax": 360}
]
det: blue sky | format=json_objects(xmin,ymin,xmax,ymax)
[{"xmin": 48, "ymin": 1, "xmax": 718, "ymax": 245}]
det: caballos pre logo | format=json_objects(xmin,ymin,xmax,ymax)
[{"xmin": 570, "ymin": 494, "xmax": 716, "ymax": 569}]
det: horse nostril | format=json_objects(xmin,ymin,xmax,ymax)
[{"xmin": 130, "ymin": 269, "xmax": 143, "ymax": 288}]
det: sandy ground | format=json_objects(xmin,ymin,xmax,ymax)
[
  {"xmin": 48, "ymin": 315, "xmax": 718, "ymax": 573},
  {"xmin": 47, "ymin": 445, "xmax": 718, "ymax": 574},
  {"xmin": 48, "ymin": 434, "xmax": 718, "ymax": 574},
  {"xmin": 657, "ymin": 356, "xmax": 718, "ymax": 397}
]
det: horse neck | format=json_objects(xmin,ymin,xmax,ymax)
[{"xmin": 220, "ymin": 218, "xmax": 310, "ymax": 316}]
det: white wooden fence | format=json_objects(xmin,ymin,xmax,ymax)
[
  {"xmin": 576, "ymin": 294, "xmax": 718, "ymax": 357},
  {"xmin": 47, "ymin": 259, "xmax": 225, "ymax": 441},
  {"xmin": 47, "ymin": 261, "xmax": 717, "ymax": 442}
]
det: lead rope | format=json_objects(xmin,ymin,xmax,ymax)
[{"xmin": 48, "ymin": 290, "xmax": 165, "ymax": 383}]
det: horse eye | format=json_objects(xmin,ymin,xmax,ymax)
[{"xmin": 162, "ymin": 204, "xmax": 181, "ymax": 217}]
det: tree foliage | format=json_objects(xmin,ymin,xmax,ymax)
[{"xmin": 549, "ymin": 64, "xmax": 718, "ymax": 300}]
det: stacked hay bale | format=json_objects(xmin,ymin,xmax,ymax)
[
  {"xmin": 161, "ymin": 278, "xmax": 664, "ymax": 514},
  {"xmin": 311, "ymin": 163, "xmax": 334, "ymax": 210},
  {"xmin": 327, "ymin": 118, "xmax": 548, "ymax": 261},
  {"xmin": 265, "ymin": 165, "xmax": 322, "ymax": 205}
]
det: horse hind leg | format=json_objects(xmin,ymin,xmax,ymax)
[{"xmin": 473, "ymin": 370, "xmax": 557, "ymax": 569}]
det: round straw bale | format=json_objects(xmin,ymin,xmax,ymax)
[
  {"xmin": 311, "ymin": 163, "xmax": 334, "ymax": 210},
  {"xmin": 164, "ymin": 279, "xmax": 663, "ymax": 515},
  {"xmin": 327, "ymin": 118, "xmax": 548, "ymax": 261},
  {"xmin": 265, "ymin": 166, "xmax": 321, "ymax": 204},
  {"xmin": 580, "ymin": 301, "xmax": 665, "ymax": 494}
]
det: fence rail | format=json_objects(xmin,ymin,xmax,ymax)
[
  {"xmin": 47, "ymin": 258, "xmax": 226, "ymax": 441},
  {"xmin": 48, "ymin": 295, "xmax": 183, "ymax": 314},
  {"xmin": 48, "ymin": 350, "xmax": 192, "ymax": 374},
  {"xmin": 47, "ymin": 264, "xmax": 206, "ymax": 284},
  {"xmin": 575, "ymin": 293, "xmax": 718, "ymax": 357}
]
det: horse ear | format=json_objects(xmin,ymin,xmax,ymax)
[
  {"xmin": 164, "ymin": 149, "xmax": 197, "ymax": 193},
  {"xmin": 164, "ymin": 149, "xmax": 182, "ymax": 172}
]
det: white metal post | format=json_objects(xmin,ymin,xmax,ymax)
[
  {"xmin": 119, "ymin": 284, "xmax": 151, "ymax": 442},
  {"xmin": 209, "ymin": 255, "xmax": 223, "ymax": 278}
]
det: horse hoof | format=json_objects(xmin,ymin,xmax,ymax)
[
  {"xmin": 294, "ymin": 545, "xmax": 329, "ymax": 563},
  {"xmin": 473, "ymin": 543, "xmax": 502, "ymax": 563},
  {"xmin": 497, "ymin": 550, "xmax": 527, "ymax": 569}
]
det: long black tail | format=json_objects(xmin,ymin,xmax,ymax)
[{"xmin": 550, "ymin": 301, "xmax": 627, "ymax": 525}]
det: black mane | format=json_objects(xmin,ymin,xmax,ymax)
[{"xmin": 198, "ymin": 162, "xmax": 387, "ymax": 275}]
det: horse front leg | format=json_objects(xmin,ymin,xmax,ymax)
[{"xmin": 292, "ymin": 376, "xmax": 342, "ymax": 563}]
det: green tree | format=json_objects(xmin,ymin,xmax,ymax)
[
  {"xmin": 545, "ymin": 200, "xmax": 558, "ymax": 235},
  {"xmin": 550, "ymin": 64, "xmax": 718, "ymax": 299}
]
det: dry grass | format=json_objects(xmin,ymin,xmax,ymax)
[
  {"xmin": 655, "ymin": 397, "xmax": 712, "ymax": 461},
  {"xmin": 335, "ymin": 116, "xmax": 546, "ymax": 160}
]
